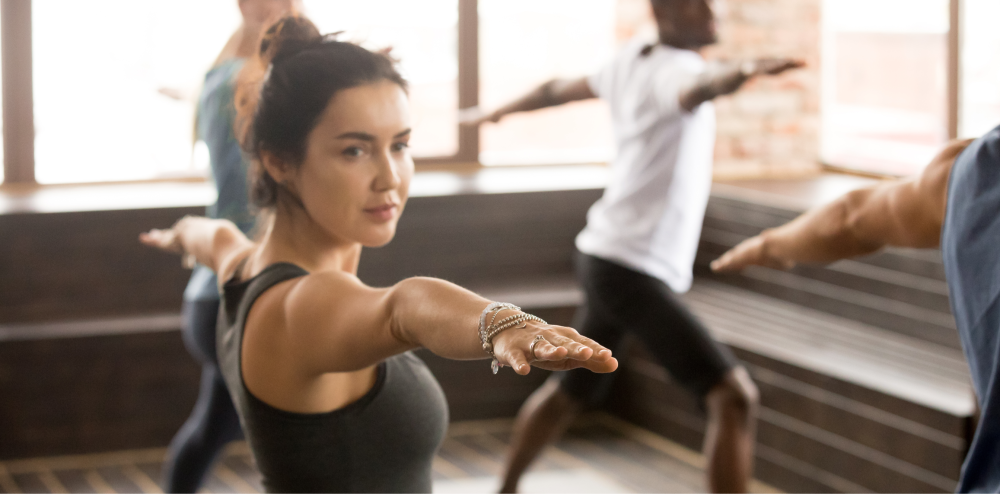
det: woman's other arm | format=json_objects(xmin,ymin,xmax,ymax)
[
  {"xmin": 710, "ymin": 138, "xmax": 973, "ymax": 272},
  {"xmin": 284, "ymin": 272, "xmax": 618, "ymax": 377},
  {"xmin": 139, "ymin": 216, "xmax": 254, "ymax": 274}
]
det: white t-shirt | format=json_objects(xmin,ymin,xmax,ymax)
[{"xmin": 575, "ymin": 39, "xmax": 716, "ymax": 293}]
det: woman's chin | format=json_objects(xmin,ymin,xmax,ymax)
[{"xmin": 358, "ymin": 227, "xmax": 397, "ymax": 248}]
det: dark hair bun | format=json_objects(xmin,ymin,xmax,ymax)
[{"xmin": 259, "ymin": 15, "xmax": 322, "ymax": 66}]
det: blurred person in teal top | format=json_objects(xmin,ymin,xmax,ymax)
[{"xmin": 163, "ymin": 1, "xmax": 298, "ymax": 491}]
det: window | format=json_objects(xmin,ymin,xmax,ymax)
[
  {"xmin": 32, "ymin": 0, "xmax": 241, "ymax": 184},
  {"xmin": 4, "ymin": 0, "xmax": 987, "ymax": 185},
  {"xmin": 302, "ymin": 0, "xmax": 459, "ymax": 158},
  {"xmin": 0, "ymin": 4, "xmax": 4, "ymax": 184},
  {"xmin": 960, "ymin": 0, "xmax": 1000, "ymax": 138},
  {"xmin": 820, "ymin": 0, "xmax": 950, "ymax": 176},
  {"xmin": 4, "ymin": 0, "xmax": 627, "ymax": 185},
  {"xmin": 478, "ymin": 0, "xmax": 615, "ymax": 166}
]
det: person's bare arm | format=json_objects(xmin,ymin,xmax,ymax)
[
  {"xmin": 140, "ymin": 217, "xmax": 617, "ymax": 376},
  {"xmin": 283, "ymin": 272, "xmax": 618, "ymax": 377},
  {"xmin": 460, "ymin": 78, "xmax": 596, "ymax": 126},
  {"xmin": 679, "ymin": 58, "xmax": 804, "ymax": 112},
  {"xmin": 139, "ymin": 216, "xmax": 254, "ymax": 274},
  {"xmin": 710, "ymin": 139, "xmax": 973, "ymax": 272}
]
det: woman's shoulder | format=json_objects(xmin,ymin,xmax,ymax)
[{"xmin": 282, "ymin": 270, "xmax": 372, "ymax": 315}]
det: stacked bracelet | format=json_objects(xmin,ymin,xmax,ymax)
[
  {"xmin": 478, "ymin": 302, "xmax": 546, "ymax": 374},
  {"xmin": 479, "ymin": 303, "xmax": 519, "ymax": 343}
]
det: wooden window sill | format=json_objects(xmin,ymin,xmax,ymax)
[{"xmin": 0, "ymin": 164, "xmax": 882, "ymax": 216}]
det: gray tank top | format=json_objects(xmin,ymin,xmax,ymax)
[{"xmin": 217, "ymin": 262, "xmax": 448, "ymax": 493}]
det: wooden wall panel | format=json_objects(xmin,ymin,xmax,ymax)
[
  {"xmin": 0, "ymin": 189, "xmax": 597, "ymax": 458},
  {"xmin": 0, "ymin": 207, "xmax": 202, "ymax": 324}
]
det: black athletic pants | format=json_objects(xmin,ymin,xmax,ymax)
[{"xmin": 558, "ymin": 252, "xmax": 736, "ymax": 406}]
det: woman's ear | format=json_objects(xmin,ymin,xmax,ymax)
[{"xmin": 261, "ymin": 151, "xmax": 292, "ymax": 185}]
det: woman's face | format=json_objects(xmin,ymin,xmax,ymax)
[{"xmin": 287, "ymin": 81, "xmax": 413, "ymax": 248}]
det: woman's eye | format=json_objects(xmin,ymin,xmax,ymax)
[
  {"xmin": 391, "ymin": 142, "xmax": 410, "ymax": 153},
  {"xmin": 343, "ymin": 146, "xmax": 364, "ymax": 158}
]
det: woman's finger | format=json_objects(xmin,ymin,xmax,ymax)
[
  {"xmin": 580, "ymin": 356, "xmax": 619, "ymax": 373},
  {"xmin": 139, "ymin": 228, "xmax": 183, "ymax": 253},
  {"xmin": 504, "ymin": 349, "xmax": 531, "ymax": 375},
  {"xmin": 570, "ymin": 333, "xmax": 614, "ymax": 360},
  {"xmin": 530, "ymin": 355, "xmax": 619, "ymax": 374},
  {"xmin": 139, "ymin": 229, "xmax": 166, "ymax": 248},
  {"xmin": 530, "ymin": 338, "xmax": 568, "ymax": 362},
  {"xmin": 548, "ymin": 327, "xmax": 613, "ymax": 360},
  {"xmin": 543, "ymin": 333, "xmax": 594, "ymax": 360}
]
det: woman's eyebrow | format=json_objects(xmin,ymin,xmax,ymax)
[
  {"xmin": 335, "ymin": 129, "xmax": 412, "ymax": 141},
  {"xmin": 336, "ymin": 132, "xmax": 377, "ymax": 141}
]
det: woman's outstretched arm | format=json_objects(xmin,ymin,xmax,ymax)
[
  {"xmin": 141, "ymin": 218, "xmax": 617, "ymax": 378},
  {"xmin": 710, "ymin": 138, "xmax": 973, "ymax": 273},
  {"xmin": 282, "ymin": 271, "xmax": 618, "ymax": 377},
  {"xmin": 139, "ymin": 216, "xmax": 254, "ymax": 273}
]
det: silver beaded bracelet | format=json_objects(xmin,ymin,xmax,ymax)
[
  {"xmin": 479, "ymin": 302, "xmax": 519, "ymax": 342},
  {"xmin": 478, "ymin": 302, "xmax": 546, "ymax": 374}
]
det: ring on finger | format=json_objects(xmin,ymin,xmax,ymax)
[{"xmin": 529, "ymin": 335, "xmax": 547, "ymax": 360}]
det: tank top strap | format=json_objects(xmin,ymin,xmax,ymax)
[{"xmin": 221, "ymin": 262, "xmax": 310, "ymax": 331}]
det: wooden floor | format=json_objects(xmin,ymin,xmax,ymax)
[{"xmin": 0, "ymin": 413, "xmax": 777, "ymax": 493}]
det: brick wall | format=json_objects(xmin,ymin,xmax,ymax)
[{"xmin": 616, "ymin": 0, "xmax": 823, "ymax": 179}]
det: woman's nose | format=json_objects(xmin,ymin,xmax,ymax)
[{"xmin": 373, "ymin": 152, "xmax": 402, "ymax": 191}]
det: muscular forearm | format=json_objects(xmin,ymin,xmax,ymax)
[
  {"xmin": 712, "ymin": 178, "xmax": 943, "ymax": 272},
  {"xmin": 759, "ymin": 189, "xmax": 886, "ymax": 265},
  {"xmin": 489, "ymin": 78, "xmax": 594, "ymax": 121},
  {"xmin": 680, "ymin": 58, "xmax": 804, "ymax": 112},
  {"xmin": 387, "ymin": 277, "xmax": 496, "ymax": 360},
  {"xmin": 711, "ymin": 138, "xmax": 966, "ymax": 274},
  {"xmin": 679, "ymin": 62, "xmax": 748, "ymax": 112}
]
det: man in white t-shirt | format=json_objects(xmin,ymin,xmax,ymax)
[{"xmin": 464, "ymin": 0, "xmax": 801, "ymax": 491}]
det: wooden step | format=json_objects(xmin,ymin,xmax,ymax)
[{"xmin": 684, "ymin": 279, "xmax": 972, "ymax": 416}]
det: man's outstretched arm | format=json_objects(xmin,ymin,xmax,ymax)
[
  {"xmin": 679, "ymin": 58, "xmax": 804, "ymax": 112},
  {"xmin": 459, "ymin": 78, "xmax": 596, "ymax": 126},
  {"xmin": 710, "ymin": 138, "xmax": 974, "ymax": 273}
]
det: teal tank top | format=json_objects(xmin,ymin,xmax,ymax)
[{"xmin": 184, "ymin": 58, "xmax": 256, "ymax": 302}]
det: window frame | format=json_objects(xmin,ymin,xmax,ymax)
[{"xmin": 819, "ymin": 0, "xmax": 961, "ymax": 177}]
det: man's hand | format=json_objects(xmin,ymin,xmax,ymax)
[
  {"xmin": 749, "ymin": 58, "xmax": 805, "ymax": 77},
  {"xmin": 458, "ymin": 106, "xmax": 501, "ymax": 127},
  {"xmin": 710, "ymin": 233, "xmax": 795, "ymax": 273}
]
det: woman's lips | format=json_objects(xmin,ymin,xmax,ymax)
[{"xmin": 364, "ymin": 203, "xmax": 398, "ymax": 222}]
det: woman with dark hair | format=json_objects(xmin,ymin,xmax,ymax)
[
  {"xmin": 161, "ymin": 1, "xmax": 298, "ymax": 492},
  {"xmin": 141, "ymin": 15, "xmax": 618, "ymax": 493}
]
